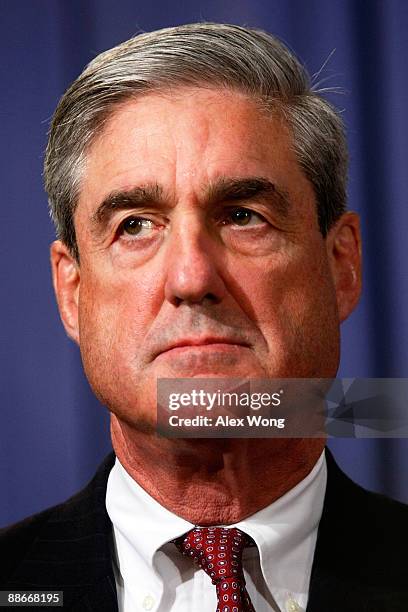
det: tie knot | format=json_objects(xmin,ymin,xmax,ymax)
[
  {"xmin": 175, "ymin": 527, "xmax": 256, "ymax": 611},
  {"xmin": 175, "ymin": 526, "xmax": 250, "ymax": 584}
]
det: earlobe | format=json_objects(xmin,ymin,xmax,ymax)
[
  {"xmin": 326, "ymin": 212, "xmax": 362, "ymax": 323},
  {"xmin": 50, "ymin": 240, "xmax": 81, "ymax": 344}
]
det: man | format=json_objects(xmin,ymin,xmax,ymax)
[{"xmin": 1, "ymin": 22, "xmax": 407, "ymax": 612}]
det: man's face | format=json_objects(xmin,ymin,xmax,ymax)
[{"xmin": 52, "ymin": 88, "xmax": 361, "ymax": 427}]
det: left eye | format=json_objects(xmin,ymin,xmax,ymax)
[
  {"xmin": 224, "ymin": 208, "xmax": 266, "ymax": 227},
  {"xmin": 120, "ymin": 217, "xmax": 155, "ymax": 237}
]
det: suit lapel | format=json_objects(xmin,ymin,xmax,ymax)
[
  {"xmin": 7, "ymin": 453, "xmax": 118, "ymax": 611},
  {"xmin": 69, "ymin": 575, "xmax": 118, "ymax": 612},
  {"xmin": 306, "ymin": 449, "xmax": 367, "ymax": 611},
  {"xmin": 7, "ymin": 448, "xmax": 408, "ymax": 611},
  {"xmin": 306, "ymin": 449, "xmax": 408, "ymax": 612}
]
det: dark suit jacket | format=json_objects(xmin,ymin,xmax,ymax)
[{"xmin": 1, "ymin": 450, "xmax": 408, "ymax": 611}]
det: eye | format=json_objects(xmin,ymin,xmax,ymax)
[
  {"xmin": 120, "ymin": 216, "xmax": 155, "ymax": 238},
  {"xmin": 224, "ymin": 207, "xmax": 266, "ymax": 227}
]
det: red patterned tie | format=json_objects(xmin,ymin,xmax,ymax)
[{"xmin": 174, "ymin": 526, "xmax": 256, "ymax": 612}]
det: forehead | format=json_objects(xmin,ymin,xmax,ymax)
[{"xmin": 77, "ymin": 87, "xmax": 316, "ymax": 219}]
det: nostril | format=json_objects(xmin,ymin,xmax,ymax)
[{"xmin": 172, "ymin": 292, "xmax": 221, "ymax": 307}]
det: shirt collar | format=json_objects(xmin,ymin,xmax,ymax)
[
  {"xmin": 237, "ymin": 451, "xmax": 327, "ymax": 601},
  {"xmin": 106, "ymin": 450, "xmax": 326, "ymax": 605},
  {"xmin": 106, "ymin": 458, "xmax": 195, "ymax": 573}
]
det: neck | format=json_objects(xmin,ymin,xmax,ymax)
[{"xmin": 111, "ymin": 415, "xmax": 325, "ymax": 525}]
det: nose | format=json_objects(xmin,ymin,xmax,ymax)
[{"xmin": 164, "ymin": 213, "xmax": 226, "ymax": 306}]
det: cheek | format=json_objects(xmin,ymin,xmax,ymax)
[
  {"xmin": 231, "ymin": 249, "xmax": 339, "ymax": 374},
  {"xmin": 80, "ymin": 264, "xmax": 161, "ymax": 331},
  {"xmin": 76, "ymin": 266, "xmax": 162, "ymax": 382},
  {"xmin": 76, "ymin": 270, "xmax": 158, "ymax": 414},
  {"xmin": 231, "ymin": 247, "xmax": 333, "ymax": 318}
]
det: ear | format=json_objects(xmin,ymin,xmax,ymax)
[
  {"xmin": 326, "ymin": 212, "xmax": 362, "ymax": 323},
  {"xmin": 50, "ymin": 240, "xmax": 80, "ymax": 344}
]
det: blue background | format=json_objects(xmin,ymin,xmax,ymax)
[{"xmin": 1, "ymin": 0, "xmax": 407, "ymax": 527}]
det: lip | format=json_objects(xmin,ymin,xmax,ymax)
[{"xmin": 154, "ymin": 337, "xmax": 250, "ymax": 359}]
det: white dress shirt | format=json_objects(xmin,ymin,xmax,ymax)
[{"xmin": 106, "ymin": 452, "xmax": 326, "ymax": 612}]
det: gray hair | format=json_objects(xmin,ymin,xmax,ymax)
[{"xmin": 44, "ymin": 22, "xmax": 347, "ymax": 260}]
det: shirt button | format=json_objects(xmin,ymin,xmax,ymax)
[
  {"xmin": 142, "ymin": 594, "xmax": 155, "ymax": 610},
  {"xmin": 286, "ymin": 598, "xmax": 302, "ymax": 612}
]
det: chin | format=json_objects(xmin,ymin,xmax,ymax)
[{"xmin": 152, "ymin": 359, "xmax": 267, "ymax": 380}]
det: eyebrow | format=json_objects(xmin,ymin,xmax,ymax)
[
  {"xmin": 205, "ymin": 177, "xmax": 291, "ymax": 217},
  {"xmin": 91, "ymin": 183, "xmax": 165, "ymax": 229},
  {"xmin": 90, "ymin": 176, "xmax": 291, "ymax": 234}
]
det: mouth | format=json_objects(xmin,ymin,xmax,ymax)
[{"xmin": 154, "ymin": 338, "xmax": 250, "ymax": 360}]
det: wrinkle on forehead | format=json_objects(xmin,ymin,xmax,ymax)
[
  {"xmin": 76, "ymin": 87, "xmax": 315, "ymax": 230},
  {"xmin": 84, "ymin": 86, "xmax": 286, "ymax": 172}
]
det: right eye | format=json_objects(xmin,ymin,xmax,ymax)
[{"xmin": 120, "ymin": 216, "xmax": 155, "ymax": 238}]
